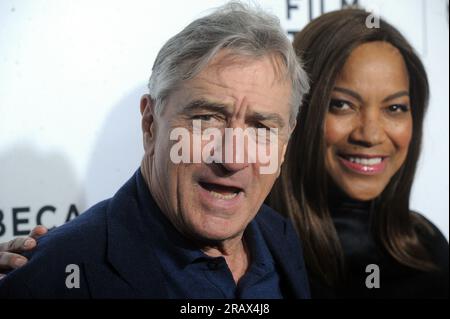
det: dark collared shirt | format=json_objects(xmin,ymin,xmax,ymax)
[{"xmin": 141, "ymin": 183, "xmax": 283, "ymax": 299}]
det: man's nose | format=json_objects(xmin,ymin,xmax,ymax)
[
  {"xmin": 219, "ymin": 161, "xmax": 249, "ymax": 172},
  {"xmin": 349, "ymin": 107, "xmax": 386, "ymax": 147},
  {"xmin": 219, "ymin": 124, "xmax": 251, "ymax": 173}
]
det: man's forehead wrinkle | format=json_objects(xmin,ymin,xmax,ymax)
[
  {"xmin": 191, "ymin": 76, "xmax": 233, "ymax": 91},
  {"xmin": 189, "ymin": 77, "xmax": 281, "ymax": 104},
  {"xmin": 190, "ymin": 55, "xmax": 289, "ymax": 93},
  {"xmin": 209, "ymin": 50, "xmax": 286, "ymax": 75},
  {"xmin": 232, "ymin": 97, "xmax": 250, "ymax": 121},
  {"xmin": 200, "ymin": 54, "xmax": 285, "ymax": 86}
]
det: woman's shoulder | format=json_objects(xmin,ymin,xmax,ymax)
[
  {"xmin": 411, "ymin": 211, "xmax": 448, "ymax": 241},
  {"xmin": 411, "ymin": 211, "xmax": 449, "ymax": 267}
]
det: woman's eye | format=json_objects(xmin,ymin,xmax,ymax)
[
  {"xmin": 329, "ymin": 99, "xmax": 352, "ymax": 111},
  {"xmin": 387, "ymin": 104, "xmax": 410, "ymax": 113}
]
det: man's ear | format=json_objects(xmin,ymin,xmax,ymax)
[{"xmin": 140, "ymin": 94, "xmax": 157, "ymax": 155}]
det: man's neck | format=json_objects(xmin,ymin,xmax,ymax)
[{"xmin": 201, "ymin": 235, "xmax": 250, "ymax": 284}]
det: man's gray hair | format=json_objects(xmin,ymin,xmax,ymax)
[{"xmin": 147, "ymin": 1, "xmax": 309, "ymax": 125}]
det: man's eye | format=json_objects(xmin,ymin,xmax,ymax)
[
  {"xmin": 329, "ymin": 99, "xmax": 352, "ymax": 111},
  {"xmin": 192, "ymin": 114, "xmax": 214, "ymax": 121},
  {"xmin": 387, "ymin": 104, "xmax": 410, "ymax": 113},
  {"xmin": 254, "ymin": 122, "xmax": 271, "ymax": 130}
]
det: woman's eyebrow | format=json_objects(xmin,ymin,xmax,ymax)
[
  {"xmin": 333, "ymin": 87, "xmax": 363, "ymax": 103},
  {"xmin": 382, "ymin": 91, "xmax": 410, "ymax": 103},
  {"xmin": 333, "ymin": 87, "xmax": 410, "ymax": 104}
]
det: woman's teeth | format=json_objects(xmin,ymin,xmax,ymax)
[{"xmin": 347, "ymin": 157, "xmax": 383, "ymax": 165}]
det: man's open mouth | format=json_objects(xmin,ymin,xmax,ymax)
[{"xmin": 199, "ymin": 182, "xmax": 243, "ymax": 200}]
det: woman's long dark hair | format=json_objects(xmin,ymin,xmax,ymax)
[{"xmin": 267, "ymin": 9, "xmax": 435, "ymax": 287}]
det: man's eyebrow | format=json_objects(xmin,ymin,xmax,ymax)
[
  {"xmin": 382, "ymin": 91, "xmax": 410, "ymax": 103},
  {"xmin": 248, "ymin": 111, "xmax": 286, "ymax": 128},
  {"xmin": 181, "ymin": 98, "xmax": 286, "ymax": 128},
  {"xmin": 333, "ymin": 87, "xmax": 364, "ymax": 103},
  {"xmin": 181, "ymin": 99, "xmax": 231, "ymax": 117}
]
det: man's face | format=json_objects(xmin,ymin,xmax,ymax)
[{"xmin": 141, "ymin": 52, "xmax": 293, "ymax": 243}]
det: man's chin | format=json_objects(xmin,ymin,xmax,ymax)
[
  {"xmin": 182, "ymin": 208, "xmax": 250, "ymax": 242},
  {"xmin": 198, "ymin": 229, "xmax": 239, "ymax": 242},
  {"xmin": 191, "ymin": 224, "xmax": 244, "ymax": 244}
]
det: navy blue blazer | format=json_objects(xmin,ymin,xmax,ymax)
[{"xmin": 0, "ymin": 170, "xmax": 310, "ymax": 299}]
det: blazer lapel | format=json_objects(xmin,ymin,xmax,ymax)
[
  {"xmin": 257, "ymin": 209, "xmax": 311, "ymax": 299},
  {"xmin": 103, "ymin": 173, "xmax": 169, "ymax": 298}
]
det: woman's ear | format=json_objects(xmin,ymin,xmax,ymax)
[{"xmin": 140, "ymin": 94, "xmax": 157, "ymax": 155}]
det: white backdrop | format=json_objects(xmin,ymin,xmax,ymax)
[{"xmin": 0, "ymin": 0, "xmax": 448, "ymax": 241}]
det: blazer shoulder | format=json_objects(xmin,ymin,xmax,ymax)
[
  {"xmin": 256, "ymin": 204, "xmax": 289, "ymax": 229},
  {"xmin": 0, "ymin": 199, "xmax": 111, "ymax": 298},
  {"xmin": 256, "ymin": 204, "xmax": 301, "ymax": 241},
  {"xmin": 255, "ymin": 204, "xmax": 304, "ymax": 256},
  {"xmin": 34, "ymin": 199, "xmax": 110, "ymax": 255}
]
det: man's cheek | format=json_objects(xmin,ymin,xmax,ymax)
[{"xmin": 257, "ymin": 138, "xmax": 279, "ymax": 175}]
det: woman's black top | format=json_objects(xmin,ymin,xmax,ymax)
[{"xmin": 310, "ymin": 192, "xmax": 449, "ymax": 299}]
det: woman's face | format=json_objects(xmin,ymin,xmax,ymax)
[{"xmin": 325, "ymin": 41, "xmax": 413, "ymax": 201}]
